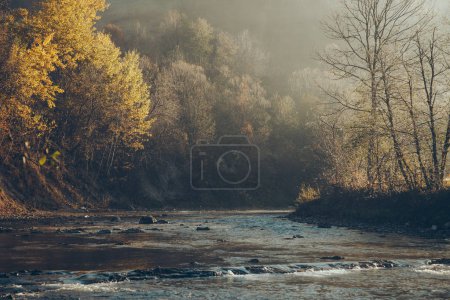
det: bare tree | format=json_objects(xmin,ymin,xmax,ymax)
[
  {"xmin": 413, "ymin": 27, "xmax": 450, "ymax": 189},
  {"xmin": 319, "ymin": 0, "xmax": 428, "ymax": 191},
  {"xmin": 398, "ymin": 64, "xmax": 431, "ymax": 189}
]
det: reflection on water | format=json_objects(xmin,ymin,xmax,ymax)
[{"xmin": 0, "ymin": 211, "xmax": 449, "ymax": 299}]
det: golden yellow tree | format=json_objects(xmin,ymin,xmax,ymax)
[
  {"xmin": 26, "ymin": 0, "xmax": 107, "ymax": 68},
  {"xmin": 1, "ymin": 0, "xmax": 152, "ymax": 170},
  {"xmin": 1, "ymin": 10, "xmax": 62, "ymax": 137}
]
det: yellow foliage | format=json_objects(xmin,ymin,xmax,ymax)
[
  {"xmin": 3, "ymin": 34, "xmax": 63, "ymax": 133},
  {"xmin": 114, "ymin": 51, "xmax": 153, "ymax": 149},
  {"xmin": 1, "ymin": 0, "xmax": 152, "ymax": 165},
  {"xmin": 8, "ymin": 37, "xmax": 63, "ymax": 108},
  {"xmin": 26, "ymin": 0, "xmax": 107, "ymax": 68},
  {"xmin": 39, "ymin": 156, "xmax": 47, "ymax": 166},
  {"xmin": 56, "ymin": 31, "xmax": 153, "ymax": 152}
]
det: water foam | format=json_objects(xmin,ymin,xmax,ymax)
[
  {"xmin": 43, "ymin": 282, "xmax": 136, "ymax": 293},
  {"xmin": 414, "ymin": 265, "xmax": 450, "ymax": 276}
]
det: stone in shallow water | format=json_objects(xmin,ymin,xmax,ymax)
[
  {"xmin": 358, "ymin": 260, "xmax": 397, "ymax": 268},
  {"xmin": 110, "ymin": 216, "xmax": 121, "ymax": 222},
  {"xmin": 126, "ymin": 268, "xmax": 219, "ymax": 280},
  {"xmin": 248, "ymin": 258, "xmax": 260, "ymax": 264},
  {"xmin": 62, "ymin": 228, "xmax": 84, "ymax": 234},
  {"xmin": 30, "ymin": 270, "xmax": 43, "ymax": 276},
  {"xmin": 428, "ymin": 258, "xmax": 450, "ymax": 265},
  {"xmin": 320, "ymin": 256, "xmax": 344, "ymax": 260},
  {"xmin": 97, "ymin": 229, "xmax": 112, "ymax": 235},
  {"xmin": 139, "ymin": 216, "xmax": 157, "ymax": 224},
  {"xmin": 157, "ymin": 220, "xmax": 169, "ymax": 224},
  {"xmin": 121, "ymin": 228, "xmax": 144, "ymax": 234},
  {"xmin": 196, "ymin": 226, "xmax": 210, "ymax": 231}
]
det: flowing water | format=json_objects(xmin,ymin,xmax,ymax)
[{"xmin": 0, "ymin": 211, "xmax": 449, "ymax": 299}]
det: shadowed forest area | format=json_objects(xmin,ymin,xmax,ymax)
[{"xmin": 0, "ymin": 0, "xmax": 449, "ymax": 220}]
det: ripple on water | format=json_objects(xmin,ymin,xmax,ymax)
[
  {"xmin": 43, "ymin": 282, "xmax": 137, "ymax": 293},
  {"xmin": 414, "ymin": 264, "xmax": 450, "ymax": 276}
]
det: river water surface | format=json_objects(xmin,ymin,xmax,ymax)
[{"xmin": 0, "ymin": 211, "xmax": 449, "ymax": 299}]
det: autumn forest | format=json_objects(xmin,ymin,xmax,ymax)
[{"xmin": 0, "ymin": 0, "xmax": 449, "ymax": 215}]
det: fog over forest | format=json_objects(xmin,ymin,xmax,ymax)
[
  {"xmin": 102, "ymin": 0, "xmax": 449, "ymax": 72},
  {"xmin": 101, "ymin": 0, "xmax": 337, "ymax": 86}
]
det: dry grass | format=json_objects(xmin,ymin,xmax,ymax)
[
  {"xmin": 0, "ymin": 188, "xmax": 28, "ymax": 217},
  {"xmin": 296, "ymin": 184, "xmax": 320, "ymax": 204},
  {"xmin": 444, "ymin": 176, "xmax": 450, "ymax": 188}
]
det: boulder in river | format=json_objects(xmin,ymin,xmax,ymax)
[
  {"xmin": 196, "ymin": 226, "xmax": 210, "ymax": 231},
  {"xmin": 139, "ymin": 216, "xmax": 157, "ymax": 224},
  {"xmin": 63, "ymin": 228, "xmax": 84, "ymax": 234},
  {"xmin": 248, "ymin": 258, "xmax": 260, "ymax": 264},
  {"xmin": 122, "ymin": 228, "xmax": 144, "ymax": 234},
  {"xmin": 428, "ymin": 258, "xmax": 450, "ymax": 265},
  {"xmin": 97, "ymin": 229, "xmax": 112, "ymax": 235},
  {"xmin": 157, "ymin": 220, "xmax": 169, "ymax": 224},
  {"xmin": 320, "ymin": 256, "xmax": 344, "ymax": 260},
  {"xmin": 110, "ymin": 216, "xmax": 121, "ymax": 222},
  {"xmin": 30, "ymin": 270, "xmax": 43, "ymax": 276}
]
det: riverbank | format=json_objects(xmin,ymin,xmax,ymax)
[{"xmin": 289, "ymin": 188, "xmax": 450, "ymax": 239}]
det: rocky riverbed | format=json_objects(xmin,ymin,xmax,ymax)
[{"xmin": 0, "ymin": 211, "xmax": 449, "ymax": 299}]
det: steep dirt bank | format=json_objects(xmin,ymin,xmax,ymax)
[
  {"xmin": 0, "ymin": 161, "xmax": 295, "ymax": 216},
  {"xmin": 0, "ymin": 188, "xmax": 28, "ymax": 217},
  {"xmin": 0, "ymin": 162, "xmax": 110, "ymax": 217}
]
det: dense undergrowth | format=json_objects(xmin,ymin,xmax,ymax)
[{"xmin": 292, "ymin": 187, "xmax": 450, "ymax": 230}]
